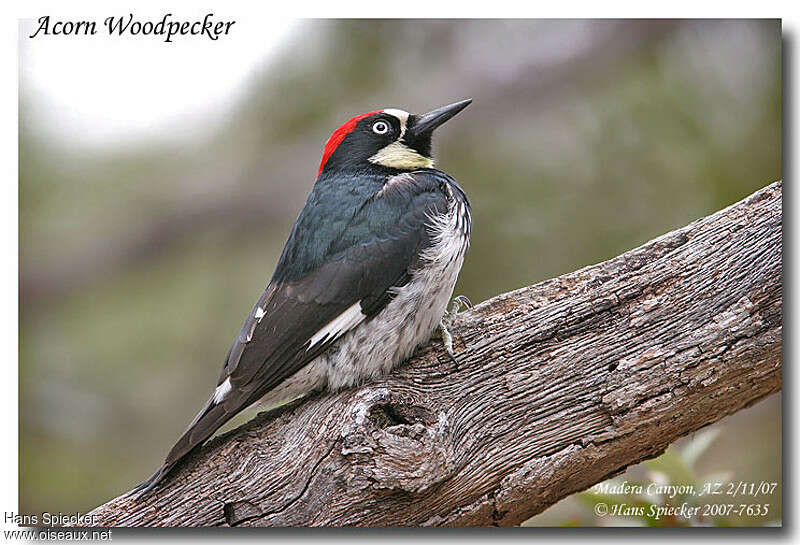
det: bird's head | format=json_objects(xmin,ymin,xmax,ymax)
[{"xmin": 317, "ymin": 99, "xmax": 472, "ymax": 178}]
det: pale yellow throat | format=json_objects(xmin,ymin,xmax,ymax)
[{"xmin": 369, "ymin": 141, "xmax": 434, "ymax": 170}]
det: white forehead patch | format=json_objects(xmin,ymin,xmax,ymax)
[
  {"xmin": 382, "ymin": 108, "xmax": 410, "ymax": 135},
  {"xmin": 382, "ymin": 108, "xmax": 409, "ymax": 122}
]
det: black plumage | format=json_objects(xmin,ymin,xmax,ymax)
[{"xmin": 131, "ymin": 100, "xmax": 472, "ymax": 497}]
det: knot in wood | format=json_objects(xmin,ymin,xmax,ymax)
[{"xmin": 339, "ymin": 388, "xmax": 456, "ymax": 494}]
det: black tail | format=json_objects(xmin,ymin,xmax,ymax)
[
  {"xmin": 127, "ymin": 391, "xmax": 249, "ymax": 500},
  {"xmin": 126, "ymin": 461, "xmax": 178, "ymax": 499}
]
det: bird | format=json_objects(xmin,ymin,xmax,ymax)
[{"xmin": 130, "ymin": 99, "xmax": 473, "ymax": 498}]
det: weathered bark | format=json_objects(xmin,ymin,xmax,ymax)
[{"xmin": 86, "ymin": 181, "xmax": 782, "ymax": 527}]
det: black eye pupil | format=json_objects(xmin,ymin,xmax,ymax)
[{"xmin": 373, "ymin": 121, "xmax": 389, "ymax": 134}]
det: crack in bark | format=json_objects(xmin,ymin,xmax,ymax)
[{"xmin": 226, "ymin": 442, "xmax": 339, "ymax": 526}]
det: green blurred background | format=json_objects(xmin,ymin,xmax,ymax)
[{"xmin": 19, "ymin": 19, "xmax": 781, "ymax": 525}]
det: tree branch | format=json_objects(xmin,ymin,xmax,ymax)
[{"xmin": 85, "ymin": 181, "xmax": 782, "ymax": 527}]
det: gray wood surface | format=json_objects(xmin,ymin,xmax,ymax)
[{"xmin": 86, "ymin": 181, "xmax": 782, "ymax": 527}]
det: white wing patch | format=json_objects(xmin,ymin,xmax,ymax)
[
  {"xmin": 213, "ymin": 377, "xmax": 232, "ymax": 404},
  {"xmin": 307, "ymin": 301, "xmax": 365, "ymax": 350}
]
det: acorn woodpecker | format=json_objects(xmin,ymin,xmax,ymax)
[{"xmin": 131, "ymin": 99, "xmax": 473, "ymax": 497}]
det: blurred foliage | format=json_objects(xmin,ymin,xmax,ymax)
[
  {"xmin": 19, "ymin": 20, "xmax": 781, "ymax": 522},
  {"xmin": 574, "ymin": 429, "xmax": 780, "ymax": 526},
  {"xmin": 525, "ymin": 396, "xmax": 782, "ymax": 526}
]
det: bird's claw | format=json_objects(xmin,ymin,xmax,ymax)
[
  {"xmin": 440, "ymin": 295, "xmax": 472, "ymax": 370},
  {"xmin": 453, "ymin": 295, "xmax": 473, "ymax": 312}
]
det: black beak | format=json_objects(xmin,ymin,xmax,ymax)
[{"xmin": 408, "ymin": 99, "xmax": 472, "ymax": 138}]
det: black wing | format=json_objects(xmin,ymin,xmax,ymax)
[{"xmin": 131, "ymin": 170, "xmax": 455, "ymax": 496}]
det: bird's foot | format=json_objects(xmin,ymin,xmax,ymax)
[{"xmin": 439, "ymin": 295, "xmax": 472, "ymax": 370}]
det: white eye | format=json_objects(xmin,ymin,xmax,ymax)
[{"xmin": 372, "ymin": 120, "xmax": 390, "ymax": 135}]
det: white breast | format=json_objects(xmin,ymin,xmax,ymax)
[
  {"xmin": 256, "ymin": 193, "xmax": 471, "ymax": 408},
  {"xmin": 324, "ymin": 195, "xmax": 471, "ymax": 391}
]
